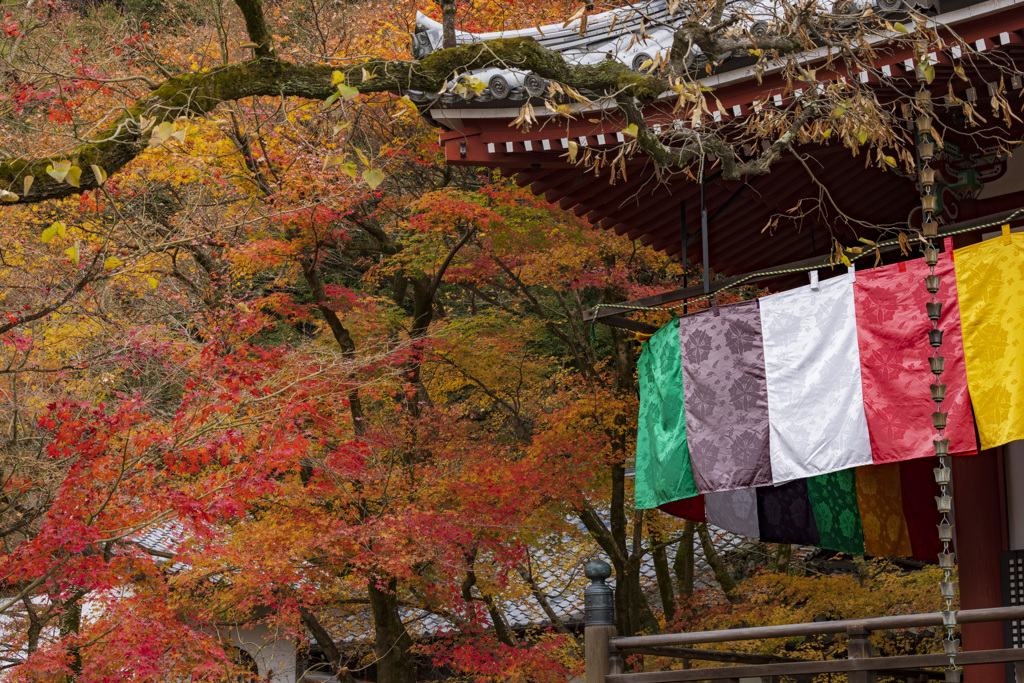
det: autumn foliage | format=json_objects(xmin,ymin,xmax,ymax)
[{"xmin": 0, "ymin": 0, "xmax": 950, "ymax": 680}]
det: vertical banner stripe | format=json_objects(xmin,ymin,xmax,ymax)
[{"xmin": 635, "ymin": 319, "xmax": 699, "ymax": 508}]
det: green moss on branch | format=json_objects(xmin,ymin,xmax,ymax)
[{"xmin": 0, "ymin": 40, "xmax": 672, "ymax": 205}]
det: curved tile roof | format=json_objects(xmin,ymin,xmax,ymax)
[{"xmin": 411, "ymin": 1, "xmax": 692, "ymax": 104}]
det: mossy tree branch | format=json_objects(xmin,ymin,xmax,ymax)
[
  {"xmin": 0, "ymin": 38, "xmax": 673, "ymax": 205},
  {"xmin": 0, "ymin": 0, "xmax": 856, "ymax": 206}
]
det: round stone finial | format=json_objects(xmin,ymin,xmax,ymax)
[{"xmin": 584, "ymin": 559, "xmax": 612, "ymax": 581}]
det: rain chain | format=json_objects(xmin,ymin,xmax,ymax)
[{"xmin": 915, "ymin": 48, "xmax": 960, "ymax": 682}]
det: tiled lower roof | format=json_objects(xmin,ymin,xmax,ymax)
[{"xmin": 133, "ymin": 518, "xmax": 753, "ymax": 646}]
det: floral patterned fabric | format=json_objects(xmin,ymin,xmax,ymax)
[
  {"xmin": 635, "ymin": 319, "xmax": 699, "ymax": 509},
  {"xmin": 854, "ymin": 241, "xmax": 977, "ymax": 462},
  {"xmin": 756, "ymin": 479, "xmax": 820, "ymax": 545},
  {"xmin": 806, "ymin": 469, "xmax": 865, "ymax": 555},
  {"xmin": 760, "ymin": 273, "xmax": 874, "ymax": 482},
  {"xmin": 679, "ymin": 300, "xmax": 773, "ymax": 493},
  {"xmin": 955, "ymin": 232, "xmax": 1024, "ymax": 449},
  {"xmin": 705, "ymin": 489, "xmax": 760, "ymax": 539},
  {"xmin": 899, "ymin": 458, "xmax": 944, "ymax": 561},
  {"xmin": 856, "ymin": 463, "xmax": 913, "ymax": 557},
  {"xmin": 659, "ymin": 495, "xmax": 707, "ymax": 522}
]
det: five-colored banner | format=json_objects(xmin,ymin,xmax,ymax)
[{"xmin": 636, "ymin": 234, "xmax": 1024, "ymax": 559}]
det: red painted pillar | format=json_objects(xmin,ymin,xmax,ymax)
[{"xmin": 952, "ymin": 448, "xmax": 1007, "ymax": 683}]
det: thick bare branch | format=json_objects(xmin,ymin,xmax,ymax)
[{"xmin": 232, "ymin": 0, "xmax": 276, "ymax": 57}]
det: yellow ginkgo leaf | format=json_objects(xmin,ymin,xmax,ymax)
[
  {"xmin": 622, "ymin": 123, "xmax": 639, "ymax": 137},
  {"xmin": 153, "ymin": 122, "xmax": 174, "ymax": 143},
  {"xmin": 46, "ymin": 161, "xmax": 71, "ymax": 182},
  {"xmin": 104, "ymin": 256, "xmax": 123, "ymax": 270},
  {"xmin": 566, "ymin": 140, "xmax": 579, "ymax": 162},
  {"xmin": 322, "ymin": 155, "xmax": 346, "ymax": 171},
  {"xmin": 146, "ymin": 277, "xmax": 159, "ymax": 289},
  {"xmin": 65, "ymin": 242, "xmax": 80, "ymax": 265},
  {"xmin": 64, "ymin": 166, "xmax": 82, "ymax": 188},
  {"xmin": 41, "ymin": 225, "xmax": 60, "ymax": 243},
  {"xmin": 332, "ymin": 70, "xmax": 345, "ymax": 85},
  {"xmin": 362, "ymin": 169, "xmax": 385, "ymax": 190}
]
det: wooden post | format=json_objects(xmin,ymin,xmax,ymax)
[
  {"xmin": 847, "ymin": 626, "xmax": 877, "ymax": 683},
  {"xmin": 585, "ymin": 560, "xmax": 618, "ymax": 683},
  {"xmin": 587, "ymin": 625, "xmax": 618, "ymax": 683}
]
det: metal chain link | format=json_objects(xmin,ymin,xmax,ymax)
[{"xmin": 915, "ymin": 44, "xmax": 960, "ymax": 682}]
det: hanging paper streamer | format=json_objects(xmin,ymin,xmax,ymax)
[
  {"xmin": 955, "ymin": 232, "xmax": 1024, "ymax": 450},
  {"xmin": 635, "ymin": 319, "xmax": 699, "ymax": 509},
  {"xmin": 679, "ymin": 300, "xmax": 773, "ymax": 493},
  {"xmin": 806, "ymin": 469, "xmax": 865, "ymax": 555},
  {"xmin": 756, "ymin": 479, "xmax": 820, "ymax": 546},
  {"xmin": 760, "ymin": 273, "xmax": 873, "ymax": 482},
  {"xmin": 705, "ymin": 489, "xmax": 759, "ymax": 539},
  {"xmin": 854, "ymin": 244, "xmax": 977, "ymax": 462}
]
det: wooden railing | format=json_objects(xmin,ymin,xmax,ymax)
[{"xmin": 582, "ymin": 563, "xmax": 1024, "ymax": 683}]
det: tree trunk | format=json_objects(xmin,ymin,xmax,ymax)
[
  {"xmin": 770, "ymin": 543, "xmax": 792, "ymax": 574},
  {"xmin": 673, "ymin": 520, "xmax": 696, "ymax": 598},
  {"xmin": 60, "ymin": 590, "xmax": 86, "ymax": 682},
  {"xmin": 650, "ymin": 526, "xmax": 676, "ymax": 621},
  {"xmin": 441, "ymin": 0, "xmax": 456, "ymax": 48},
  {"xmin": 403, "ymin": 275, "xmax": 435, "ymax": 417},
  {"xmin": 605, "ymin": 324, "xmax": 658, "ymax": 636},
  {"xmin": 609, "ymin": 463, "xmax": 632, "ymax": 635},
  {"xmin": 697, "ymin": 523, "xmax": 740, "ymax": 604},
  {"xmin": 299, "ymin": 606, "xmax": 356, "ymax": 682},
  {"xmin": 368, "ymin": 577, "xmax": 416, "ymax": 683}
]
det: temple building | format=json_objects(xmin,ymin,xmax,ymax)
[{"xmin": 412, "ymin": 0, "xmax": 1024, "ymax": 679}]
